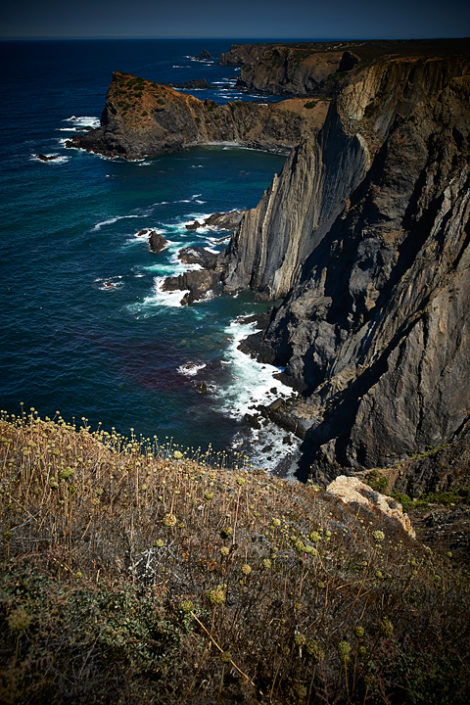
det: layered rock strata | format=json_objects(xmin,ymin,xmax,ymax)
[{"xmin": 233, "ymin": 51, "xmax": 470, "ymax": 476}]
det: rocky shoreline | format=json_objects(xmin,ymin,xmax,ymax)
[{"xmin": 69, "ymin": 38, "xmax": 470, "ymax": 495}]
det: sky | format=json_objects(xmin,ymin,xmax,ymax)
[{"xmin": 2, "ymin": 0, "xmax": 470, "ymax": 39}]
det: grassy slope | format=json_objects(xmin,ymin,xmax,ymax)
[{"xmin": 0, "ymin": 409, "xmax": 469, "ymax": 704}]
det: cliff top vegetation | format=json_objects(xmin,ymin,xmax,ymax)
[{"xmin": 1, "ymin": 408, "xmax": 469, "ymax": 704}]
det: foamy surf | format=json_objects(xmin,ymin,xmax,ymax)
[
  {"xmin": 94, "ymin": 276, "xmax": 124, "ymax": 291},
  {"xmin": 30, "ymin": 153, "xmax": 69, "ymax": 164},
  {"xmin": 142, "ymin": 277, "xmax": 189, "ymax": 308},
  {"xmin": 216, "ymin": 318, "xmax": 292, "ymax": 420},
  {"xmin": 177, "ymin": 361, "xmax": 206, "ymax": 377},
  {"xmin": 215, "ymin": 318, "xmax": 300, "ymax": 474},
  {"xmin": 92, "ymin": 214, "xmax": 141, "ymax": 232},
  {"xmin": 64, "ymin": 115, "xmax": 100, "ymax": 128}
]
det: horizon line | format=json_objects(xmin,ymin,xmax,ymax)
[{"xmin": 2, "ymin": 34, "xmax": 469, "ymax": 41}]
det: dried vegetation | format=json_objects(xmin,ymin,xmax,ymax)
[{"xmin": 0, "ymin": 408, "xmax": 469, "ymax": 704}]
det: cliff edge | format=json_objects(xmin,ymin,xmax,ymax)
[{"xmin": 229, "ymin": 45, "xmax": 470, "ymax": 481}]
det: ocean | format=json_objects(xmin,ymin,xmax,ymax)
[{"xmin": 0, "ymin": 38, "xmax": 300, "ymax": 472}]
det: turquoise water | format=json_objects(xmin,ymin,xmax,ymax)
[{"xmin": 0, "ymin": 39, "xmax": 297, "ymax": 467}]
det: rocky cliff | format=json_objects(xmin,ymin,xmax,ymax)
[
  {"xmin": 70, "ymin": 72, "xmax": 328, "ymax": 159},
  {"xmin": 231, "ymin": 48, "xmax": 470, "ymax": 478},
  {"xmin": 220, "ymin": 38, "xmax": 470, "ymax": 97},
  {"xmin": 71, "ymin": 41, "xmax": 470, "ymax": 488}
]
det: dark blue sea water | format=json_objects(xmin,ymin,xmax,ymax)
[{"xmin": 0, "ymin": 39, "xmax": 299, "ymax": 469}]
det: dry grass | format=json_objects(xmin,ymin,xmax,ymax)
[{"xmin": 1, "ymin": 408, "xmax": 469, "ymax": 704}]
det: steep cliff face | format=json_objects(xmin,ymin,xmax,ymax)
[
  {"xmin": 235, "ymin": 46, "xmax": 347, "ymax": 96},
  {"xmin": 220, "ymin": 38, "xmax": 470, "ymax": 98},
  {"xmin": 233, "ymin": 52, "xmax": 470, "ymax": 474},
  {"xmin": 222, "ymin": 117, "xmax": 370, "ymax": 298},
  {"xmin": 221, "ymin": 42, "xmax": 357, "ymax": 96},
  {"xmin": 71, "ymin": 72, "xmax": 328, "ymax": 159}
]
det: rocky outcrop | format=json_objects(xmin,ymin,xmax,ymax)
[
  {"xmin": 70, "ymin": 72, "xmax": 328, "ymax": 160},
  {"xmin": 162, "ymin": 266, "xmax": 220, "ymax": 305},
  {"xmin": 229, "ymin": 47, "xmax": 470, "ymax": 478},
  {"xmin": 221, "ymin": 128, "xmax": 370, "ymax": 298},
  {"xmin": 327, "ymin": 475, "xmax": 415, "ymax": 537},
  {"xmin": 195, "ymin": 49, "xmax": 212, "ymax": 60},
  {"xmin": 186, "ymin": 210, "xmax": 245, "ymax": 232},
  {"xmin": 148, "ymin": 231, "xmax": 168, "ymax": 254}
]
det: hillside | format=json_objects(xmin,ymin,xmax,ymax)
[{"xmin": 1, "ymin": 411, "xmax": 469, "ymax": 704}]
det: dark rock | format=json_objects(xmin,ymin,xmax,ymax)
[
  {"xmin": 204, "ymin": 210, "xmax": 245, "ymax": 230},
  {"xmin": 146, "ymin": 230, "xmax": 168, "ymax": 254},
  {"xmin": 185, "ymin": 220, "xmax": 202, "ymax": 230},
  {"xmin": 162, "ymin": 268, "xmax": 219, "ymax": 305},
  {"xmin": 178, "ymin": 247, "xmax": 218, "ymax": 269},
  {"xmin": 195, "ymin": 50, "xmax": 212, "ymax": 60},
  {"xmin": 36, "ymin": 154, "xmax": 59, "ymax": 162},
  {"xmin": 338, "ymin": 51, "xmax": 360, "ymax": 73},
  {"xmin": 244, "ymin": 413, "xmax": 262, "ymax": 430},
  {"xmin": 171, "ymin": 79, "xmax": 210, "ymax": 89},
  {"xmin": 185, "ymin": 210, "xmax": 245, "ymax": 232},
  {"xmin": 223, "ymin": 44, "xmax": 470, "ymax": 485}
]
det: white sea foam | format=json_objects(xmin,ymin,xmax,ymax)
[
  {"xmin": 94, "ymin": 276, "xmax": 124, "ymax": 291},
  {"xmin": 177, "ymin": 193, "xmax": 203, "ymax": 204},
  {"xmin": 177, "ymin": 361, "xmax": 206, "ymax": 377},
  {"xmin": 138, "ymin": 160, "xmax": 152, "ymax": 167},
  {"xmin": 213, "ymin": 318, "xmax": 300, "ymax": 474},
  {"xmin": 30, "ymin": 153, "xmax": 69, "ymax": 165},
  {"xmin": 122, "ymin": 228, "xmax": 168, "ymax": 249},
  {"xmin": 215, "ymin": 319, "xmax": 292, "ymax": 420},
  {"xmin": 160, "ymin": 213, "xmax": 213, "ymax": 232},
  {"xmin": 92, "ymin": 214, "xmax": 141, "ymax": 232},
  {"xmin": 64, "ymin": 115, "xmax": 100, "ymax": 128},
  {"xmin": 143, "ymin": 277, "xmax": 189, "ymax": 308},
  {"xmin": 238, "ymin": 424, "xmax": 301, "ymax": 476}
]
